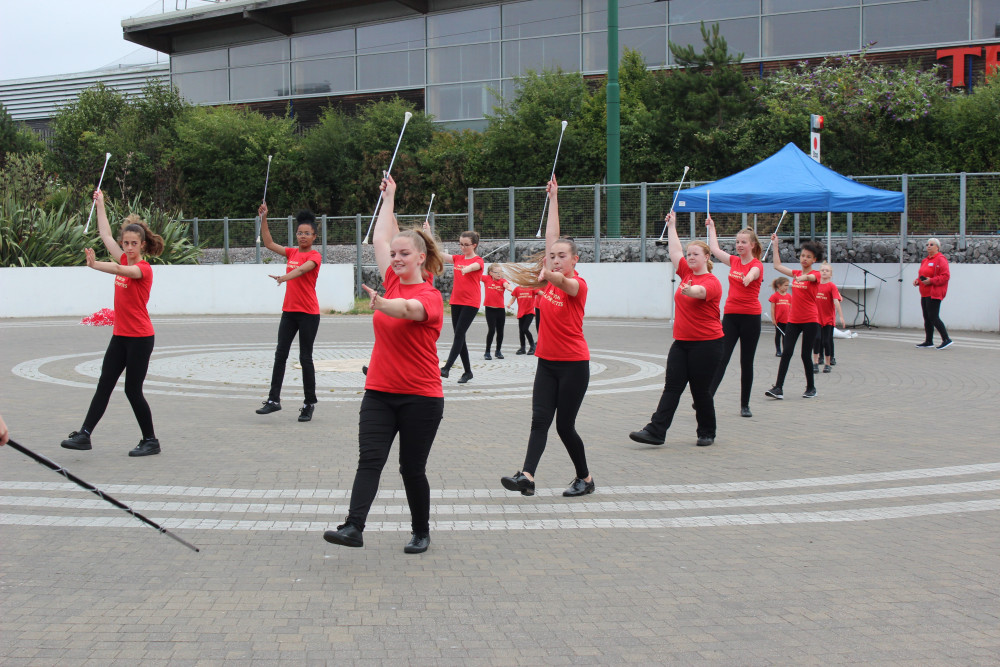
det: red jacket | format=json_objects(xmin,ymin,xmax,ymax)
[{"xmin": 917, "ymin": 253, "xmax": 949, "ymax": 300}]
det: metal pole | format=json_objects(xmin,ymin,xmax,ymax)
[
  {"xmin": 594, "ymin": 183, "xmax": 601, "ymax": 263},
  {"xmin": 897, "ymin": 174, "xmax": 908, "ymax": 328},
  {"xmin": 321, "ymin": 214, "xmax": 327, "ymax": 260},
  {"xmin": 255, "ymin": 215, "xmax": 261, "ymax": 264},
  {"xmin": 508, "ymin": 186, "xmax": 516, "ymax": 262},
  {"xmin": 223, "ymin": 217, "xmax": 229, "ymax": 264},
  {"xmin": 355, "ymin": 213, "xmax": 363, "ymax": 299},
  {"xmin": 794, "ymin": 213, "xmax": 800, "ymax": 248},
  {"xmin": 639, "ymin": 182, "xmax": 647, "ymax": 263},
  {"xmin": 468, "ymin": 187, "xmax": 474, "ymax": 234},
  {"xmin": 606, "ymin": 0, "xmax": 621, "ymax": 238},
  {"xmin": 847, "ymin": 212, "xmax": 853, "ymax": 248},
  {"xmin": 192, "ymin": 217, "xmax": 199, "ymax": 248},
  {"xmin": 689, "ymin": 211, "xmax": 695, "ymax": 239},
  {"xmin": 287, "ymin": 215, "xmax": 294, "ymax": 247},
  {"xmin": 959, "ymin": 171, "xmax": 967, "ymax": 250}
]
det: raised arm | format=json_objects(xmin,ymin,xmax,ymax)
[
  {"xmin": 771, "ymin": 233, "xmax": 793, "ymax": 278},
  {"xmin": 373, "ymin": 174, "xmax": 399, "ymax": 278},
  {"xmin": 705, "ymin": 215, "xmax": 730, "ymax": 266},
  {"xmin": 423, "ymin": 219, "xmax": 453, "ymax": 264},
  {"xmin": 93, "ymin": 190, "xmax": 123, "ymax": 260},
  {"xmin": 665, "ymin": 211, "xmax": 684, "ymax": 267},
  {"xmin": 258, "ymin": 202, "xmax": 286, "ymax": 257},
  {"xmin": 544, "ymin": 175, "xmax": 561, "ymax": 255}
]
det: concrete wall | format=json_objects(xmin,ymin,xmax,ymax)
[{"xmin": 1, "ymin": 262, "xmax": 997, "ymax": 331}]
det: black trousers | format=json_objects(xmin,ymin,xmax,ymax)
[
  {"xmin": 534, "ymin": 308, "xmax": 540, "ymax": 334},
  {"xmin": 775, "ymin": 322, "xmax": 820, "ymax": 391},
  {"xmin": 484, "ymin": 306, "xmax": 506, "ymax": 353},
  {"xmin": 708, "ymin": 313, "xmax": 761, "ymax": 407},
  {"xmin": 813, "ymin": 324, "xmax": 835, "ymax": 358},
  {"xmin": 444, "ymin": 304, "xmax": 477, "ymax": 373},
  {"xmin": 269, "ymin": 311, "xmax": 320, "ymax": 404},
  {"xmin": 517, "ymin": 314, "xmax": 535, "ymax": 350},
  {"xmin": 82, "ymin": 335, "xmax": 156, "ymax": 438},
  {"xmin": 346, "ymin": 390, "xmax": 444, "ymax": 534},
  {"xmin": 523, "ymin": 359, "xmax": 590, "ymax": 479},
  {"xmin": 921, "ymin": 296, "xmax": 949, "ymax": 344},
  {"xmin": 774, "ymin": 326, "xmax": 785, "ymax": 354},
  {"xmin": 644, "ymin": 338, "xmax": 724, "ymax": 440}
]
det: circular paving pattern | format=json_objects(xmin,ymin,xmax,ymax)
[{"xmin": 12, "ymin": 342, "xmax": 665, "ymax": 402}]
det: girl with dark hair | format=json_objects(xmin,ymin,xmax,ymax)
[
  {"xmin": 501, "ymin": 175, "xmax": 595, "ymax": 498},
  {"xmin": 765, "ymin": 238, "xmax": 823, "ymax": 400},
  {"xmin": 705, "ymin": 219, "xmax": 764, "ymax": 418},
  {"xmin": 629, "ymin": 211, "xmax": 724, "ymax": 448},
  {"xmin": 256, "ymin": 204, "xmax": 322, "ymax": 422},
  {"xmin": 60, "ymin": 190, "xmax": 165, "ymax": 457},
  {"xmin": 324, "ymin": 174, "xmax": 445, "ymax": 554},
  {"xmin": 481, "ymin": 264, "xmax": 509, "ymax": 359},
  {"xmin": 438, "ymin": 228, "xmax": 483, "ymax": 384}
]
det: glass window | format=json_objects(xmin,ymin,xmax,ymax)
[
  {"xmin": 502, "ymin": 0, "xmax": 580, "ymax": 39},
  {"xmin": 583, "ymin": 0, "xmax": 666, "ymax": 32},
  {"xmin": 173, "ymin": 70, "xmax": 229, "ymax": 104},
  {"xmin": 357, "ymin": 17, "xmax": 425, "ymax": 54},
  {"xmin": 428, "ymin": 6, "xmax": 500, "ymax": 46},
  {"xmin": 764, "ymin": 0, "xmax": 858, "ymax": 12},
  {"xmin": 502, "ymin": 34, "xmax": 581, "ymax": 77},
  {"xmin": 230, "ymin": 40, "xmax": 289, "ymax": 67},
  {"xmin": 357, "ymin": 51, "xmax": 425, "ymax": 90},
  {"xmin": 172, "ymin": 49, "xmax": 227, "ymax": 74},
  {"xmin": 427, "ymin": 81, "xmax": 500, "ymax": 121},
  {"xmin": 763, "ymin": 10, "xmax": 857, "ymax": 57},
  {"xmin": 291, "ymin": 30, "xmax": 354, "ymax": 60},
  {"xmin": 584, "ymin": 28, "xmax": 667, "ymax": 71},
  {"xmin": 428, "ymin": 43, "xmax": 500, "ymax": 84},
  {"xmin": 230, "ymin": 64, "xmax": 289, "ymax": 100},
  {"xmin": 292, "ymin": 57, "xmax": 355, "ymax": 95},
  {"xmin": 863, "ymin": 0, "xmax": 966, "ymax": 49},
  {"xmin": 973, "ymin": 0, "xmax": 1000, "ymax": 39},
  {"xmin": 670, "ymin": 18, "xmax": 760, "ymax": 62},
  {"xmin": 668, "ymin": 0, "xmax": 759, "ymax": 23}
]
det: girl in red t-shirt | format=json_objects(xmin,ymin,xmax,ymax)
[
  {"xmin": 323, "ymin": 174, "xmax": 445, "ymax": 555},
  {"xmin": 500, "ymin": 175, "xmax": 595, "ymax": 498},
  {"xmin": 60, "ymin": 190, "xmax": 165, "ymax": 457},
  {"xmin": 481, "ymin": 264, "xmax": 509, "ymax": 359},
  {"xmin": 765, "ymin": 237, "xmax": 824, "ymax": 400},
  {"xmin": 434, "ymin": 227, "xmax": 484, "ymax": 384},
  {"xmin": 768, "ymin": 277, "xmax": 791, "ymax": 357},
  {"xmin": 706, "ymin": 218, "xmax": 764, "ymax": 418},
  {"xmin": 629, "ymin": 210, "xmax": 724, "ymax": 448},
  {"xmin": 506, "ymin": 285, "xmax": 537, "ymax": 354},
  {"xmin": 256, "ymin": 204, "xmax": 323, "ymax": 422},
  {"xmin": 812, "ymin": 263, "xmax": 845, "ymax": 373}
]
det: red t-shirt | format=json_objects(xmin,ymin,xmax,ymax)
[
  {"xmin": 724, "ymin": 256, "xmax": 764, "ymax": 315},
  {"xmin": 511, "ymin": 286, "xmax": 537, "ymax": 318},
  {"xmin": 365, "ymin": 269, "xmax": 444, "ymax": 398},
  {"xmin": 769, "ymin": 292, "xmax": 791, "ymax": 324},
  {"xmin": 535, "ymin": 273, "xmax": 588, "ymax": 361},
  {"xmin": 282, "ymin": 247, "xmax": 322, "ymax": 314},
  {"xmin": 673, "ymin": 261, "xmax": 723, "ymax": 341},
  {"xmin": 481, "ymin": 275, "xmax": 508, "ymax": 308},
  {"xmin": 449, "ymin": 255, "xmax": 484, "ymax": 307},
  {"xmin": 113, "ymin": 254, "xmax": 154, "ymax": 337},
  {"xmin": 789, "ymin": 270, "xmax": 821, "ymax": 323},
  {"xmin": 816, "ymin": 282, "xmax": 842, "ymax": 326}
]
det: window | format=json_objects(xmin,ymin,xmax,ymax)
[
  {"xmin": 428, "ymin": 43, "xmax": 500, "ymax": 84},
  {"xmin": 357, "ymin": 17, "xmax": 425, "ymax": 54},
  {"xmin": 173, "ymin": 70, "xmax": 229, "ymax": 104},
  {"xmin": 584, "ymin": 27, "xmax": 667, "ymax": 71},
  {"xmin": 230, "ymin": 64, "xmax": 289, "ymax": 100},
  {"xmin": 583, "ymin": 0, "xmax": 666, "ymax": 32},
  {"xmin": 172, "ymin": 49, "xmax": 227, "ymax": 74},
  {"xmin": 427, "ymin": 82, "xmax": 500, "ymax": 121},
  {"xmin": 764, "ymin": 0, "xmax": 859, "ymax": 12},
  {"xmin": 863, "ymin": 0, "xmax": 968, "ymax": 48},
  {"xmin": 428, "ymin": 6, "xmax": 500, "ymax": 46},
  {"xmin": 763, "ymin": 10, "xmax": 858, "ymax": 57},
  {"xmin": 291, "ymin": 30, "xmax": 354, "ymax": 59},
  {"xmin": 230, "ymin": 39, "xmax": 289, "ymax": 67},
  {"xmin": 670, "ymin": 18, "xmax": 760, "ymax": 62},
  {"xmin": 502, "ymin": 0, "xmax": 580, "ymax": 39},
  {"xmin": 357, "ymin": 51, "xmax": 425, "ymax": 90},
  {"xmin": 503, "ymin": 34, "xmax": 581, "ymax": 77},
  {"xmin": 292, "ymin": 58, "xmax": 355, "ymax": 95},
  {"xmin": 972, "ymin": 0, "xmax": 1000, "ymax": 39},
  {"xmin": 667, "ymin": 0, "xmax": 759, "ymax": 23}
]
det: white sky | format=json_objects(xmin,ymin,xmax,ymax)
[{"xmin": 0, "ymin": 0, "xmax": 166, "ymax": 81}]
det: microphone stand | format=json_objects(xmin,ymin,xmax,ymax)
[{"xmin": 847, "ymin": 262, "xmax": 886, "ymax": 328}]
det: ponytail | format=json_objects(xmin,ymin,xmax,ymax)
[{"xmin": 120, "ymin": 214, "xmax": 165, "ymax": 257}]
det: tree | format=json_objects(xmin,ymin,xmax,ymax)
[{"xmin": 0, "ymin": 103, "xmax": 45, "ymax": 165}]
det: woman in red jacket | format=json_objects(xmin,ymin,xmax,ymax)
[
  {"xmin": 629, "ymin": 210, "xmax": 724, "ymax": 447},
  {"xmin": 501, "ymin": 175, "xmax": 595, "ymax": 498},
  {"xmin": 60, "ymin": 190, "xmax": 165, "ymax": 457},
  {"xmin": 323, "ymin": 174, "xmax": 445, "ymax": 554},
  {"xmin": 913, "ymin": 238, "xmax": 952, "ymax": 350}
]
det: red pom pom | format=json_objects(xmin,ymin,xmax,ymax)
[{"xmin": 81, "ymin": 308, "xmax": 115, "ymax": 326}]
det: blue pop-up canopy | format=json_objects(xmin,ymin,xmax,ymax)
[{"xmin": 673, "ymin": 143, "xmax": 904, "ymax": 213}]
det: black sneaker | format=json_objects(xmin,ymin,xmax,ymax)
[
  {"xmin": 527, "ymin": 345, "xmax": 536, "ymax": 355},
  {"xmin": 775, "ymin": 350, "xmax": 782, "ymax": 357},
  {"xmin": 323, "ymin": 522, "xmax": 363, "ymax": 548},
  {"xmin": 628, "ymin": 428, "xmax": 664, "ymax": 445},
  {"xmin": 812, "ymin": 363, "xmax": 819, "ymax": 373},
  {"xmin": 740, "ymin": 405, "xmax": 752, "ymax": 418},
  {"xmin": 440, "ymin": 366, "xmax": 450, "ymax": 378},
  {"xmin": 484, "ymin": 351, "xmax": 492, "ymax": 360},
  {"xmin": 937, "ymin": 339, "xmax": 953, "ymax": 350},
  {"xmin": 403, "ymin": 532, "xmax": 430, "ymax": 554},
  {"xmin": 501, "ymin": 471, "xmax": 535, "ymax": 496},
  {"xmin": 830, "ymin": 357, "xmax": 836, "ymax": 366},
  {"xmin": 696, "ymin": 436, "xmax": 715, "ymax": 447},
  {"xmin": 515, "ymin": 348, "xmax": 526, "ymax": 355},
  {"xmin": 457, "ymin": 371, "xmax": 473, "ymax": 384},
  {"xmin": 256, "ymin": 400, "xmax": 281, "ymax": 414},
  {"xmin": 764, "ymin": 386, "xmax": 783, "ymax": 399},
  {"xmin": 60, "ymin": 431, "xmax": 92, "ymax": 450},
  {"xmin": 823, "ymin": 365, "xmax": 832, "ymax": 373},
  {"xmin": 298, "ymin": 403, "xmax": 314, "ymax": 422},
  {"xmin": 802, "ymin": 387, "xmax": 817, "ymax": 398},
  {"xmin": 362, "ymin": 365, "xmax": 368, "ymax": 375},
  {"xmin": 915, "ymin": 341, "xmax": 934, "ymax": 349},
  {"xmin": 495, "ymin": 351, "xmax": 504, "ymax": 359},
  {"xmin": 817, "ymin": 356, "xmax": 825, "ymax": 365},
  {"xmin": 563, "ymin": 477, "xmax": 595, "ymax": 497},
  {"xmin": 129, "ymin": 437, "xmax": 160, "ymax": 457}
]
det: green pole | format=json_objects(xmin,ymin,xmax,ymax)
[{"xmin": 606, "ymin": 0, "xmax": 621, "ymax": 238}]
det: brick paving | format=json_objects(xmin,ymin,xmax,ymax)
[{"xmin": 2, "ymin": 314, "xmax": 999, "ymax": 665}]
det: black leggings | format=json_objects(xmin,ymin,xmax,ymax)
[
  {"xmin": 534, "ymin": 308, "xmax": 541, "ymax": 334},
  {"xmin": 346, "ymin": 390, "xmax": 444, "ymax": 534},
  {"xmin": 813, "ymin": 324, "xmax": 834, "ymax": 358},
  {"xmin": 484, "ymin": 306, "xmax": 506, "ymax": 353},
  {"xmin": 82, "ymin": 335, "xmax": 156, "ymax": 438},
  {"xmin": 517, "ymin": 314, "xmax": 535, "ymax": 350},
  {"xmin": 269, "ymin": 311, "xmax": 321, "ymax": 404},
  {"xmin": 921, "ymin": 297, "xmax": 949, "ymax": 344},
  {"xmin": 523, "ymin": 359, "xmax": 590, "ymax": 479},
  {"xmin": 774, "ymin": 325, "xmax": 785, "ymax": 354},
  {"xmin": 775, "ymin": 322, "xmax": 820, "ymax": 391},
  {"xmin": 709, "ymin": 313, "xmax": 761, "ymax": 407},
  {"xmin": 444, "ymin": 304, "xmax": 477, "ymax": 373},
  {"xmin": 644, "ymin": 338, "xmax": 724, "ymax": 440}
]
